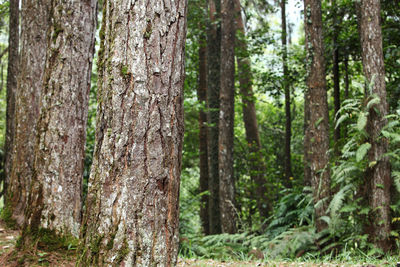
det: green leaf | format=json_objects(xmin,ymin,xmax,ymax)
[
  {"xmin": 357, "ymin": 112, "xmax": 368, "ymax": 131},
  {"xmin": 369, "ymin": 161, "xmax": 377, "ymax": 168},
  {"xmin": 376, "ymin": 183, "xmax": 384, "ymax": 189},
  {"xmin": 335, "ymin": 114, "xmax": 348, "ymax": 129},
  {"xmin": 315, "ymin": 117, "xmax": 324, "ymax": 128},
  {"xmin": 359, "ymin": 207, "xmax": 370, "ymax": 215},
  {"xmin": 393, "ymin": 172, "xmax": 400, "ymax": 193},
  {"xmin": 381, "ymin": 130, "xmax": 400, "ymax": 143},
  {"xmin": 356, "ymin": 143, "xmax": 371, "ymax": 162},
  {"xmin": 366, "ymin": 96, "xmax": 380, "ymax": 110}
]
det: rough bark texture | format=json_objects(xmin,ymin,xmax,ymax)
[
  {"xmin": 7, "ymin": 0, "xmax": 48, "ymax": 227},
  {"xmin": 234, "ymin": 0, "xmax": 271, "ymax": 219},
  {"xmin": 281, "ymin": 0, "xmax": 293, "ymax": 186},
  {"xmin": 80, "ymin": 0, "xmax": 187, "ymax": 265},
  {"xmin": 4, "ymin": 0, "xmax": 19, "ymax": 200},
  {"xmin": 197, "ymin": 32, "xmax": 210, "ymax": 235},
  {"xmin": 207, "ymin": 0, "xmax": 222, "ymax": 234},
  {"xmin": 332, "ymin": 0, "xmax": 341, "ymax": 155},
  {"xmin": 304, "ymin": 92, "xmax": 311, "ymax": 187},
  {"xmin": 358, "ymin": 0, "xmax": 391, "ymax": 252},
  {"xmin": 21, "ymin": 0, "xmax": 96, "ymax": 240},
  {"xmin": 219, "ymin": 0, "xmax": 236, "ymax": 234},
  {"xmin": 304, "ymin": 0, "xmax": 331, "ymax": 232}
]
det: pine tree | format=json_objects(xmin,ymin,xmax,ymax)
[{"xmin": 79, "ymin": 0, "xmax": 187, "ymax": 264}]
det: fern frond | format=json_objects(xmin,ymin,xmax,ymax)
[
  {"xmin": 328, "ymin": 184, "xmax": 353, "ymax": 217},
  {"xmin": 356, "ymin": 143, "xmax": 371, "ymax": 162}
]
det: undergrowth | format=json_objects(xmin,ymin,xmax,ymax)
[{"xmin": 179, "ymin": 91, "xmax": 400, "ymax": 263}]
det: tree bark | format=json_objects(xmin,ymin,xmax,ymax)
[
  {"xmin": 281, "ymin": 0, "xmax": 293, "ymax": 186},
  {"xmin": 219, "ymin": 0, "xmax": 237, "ymax": 234},
  {"xmin": 304, "ymin": 0, "xmax": 331, "ymax": 232},
  {"xmin": 197, "ymin": 30, "xmax": 210, "ymax": 235},
  {"xmin": 20, "ymin": 0, "xmax": 96, "ymax": 242},
  {"xmin": 207, "ymin": 0, "xmax": 222, "ymax": 234},
  {"xmin": 332, "ymin": 0, "xmax": 341, "ymax": 155},
  {"xmin": 234, "ymin": 0, "xmax": 271, "ymax": 220},
  {"xmin": 344, "ymin": 55, "xmax": 349, "ymax": 99},
  {"xmin": 6, "ymin": 0, "xmax": 48, "ymax": 227},
  {"xmin": 358, "ymin": 0, "xmax": 391, "ymax": 252},
  {"xmin": 4, "ymin": 0, "xmax": 19, "ymax": 201},
  {"xmin": 79, "ymin": 0, "xmax": 187, "ymax": 265},
  {"xmin": 304, "ymin": 92, "xmax": 311, "ymax": 187}
]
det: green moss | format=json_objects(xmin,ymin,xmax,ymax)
[
  {"xmin": 121, "ymin": 65, "xmax": 129, "ymax": 76},
  {"xmin": 143, "ymin": 22, "xmax": 152, "ymax": 39},
  {"xmin": 106, "ymin": 232, "xmax": 116, "ymax": 250},
  {"xmin": 90, "ymin": 234, "xmax": 104, "ymax": 255},
  {"xmin": 52, "ymin": 22, "xmax": 64, "ymax": 44},
  {"xmin": 32, "ymin": 228, "xmax": 79, "ymax": 251},
  {"xmin": 1, "ymin": 200, "xmax": 18, "ymax": 229},
  {"xmin": 116, "ymin": 237, "xmax": 129, "ymax": 264}
]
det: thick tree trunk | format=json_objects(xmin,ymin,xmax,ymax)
[
  {"xmin": 79, "ymin": 0, "xmax": 187, "ymax": 265},
  {"xmin": 219, "ymin": 0, "xmax": 237, "ymax": 234},
  {"xmin": 207, "ymin": 0, "xmax": 222, "ymax": 234},
  {"xmin": 234, "ymin": 0, "xmax": 271, "ymax": 219},
  {"xmin": 281, "ymin": 0, "xmax": 293, "ymax": 186},
  {"xmin": 304, "ymin": 0, "xmax": 331, "ymax": 232},
  {"xmin": 6, "ymin": 0, "xmax": 48, "ymax": 227},
  {"xmin": 4, "ymin": 0, "xmax": 19, "ymax": 200},
  {"xmin": 21, "ymin": 0, "xmax": 96, "ymax": 242},
  {"xmin": 358, "ymin": 0, "xmax": 391, "ymax": 252},
  {"xmin": 332, "ymin": 0, "xmax": 341, "ymax": 155},
  {"xmin": 197, "ymin": 32, "xmax": 210, "ymax": 235}
]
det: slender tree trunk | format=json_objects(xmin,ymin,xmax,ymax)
[
  {"xmin": 207, "ymin": 0, "xmax": 222, "ymax": 234},
  {"xmin": 219, "ymin": 0, "xmax": 237, "ymax": 234},
  {"xmin": 234, "ymin": 0, "xmax": 271, "ymax": 219},
  {"xmin": 304, "ymin": 0, "xmax": 331, "ymax": 232},
  {"xmin": 79, "ymin": 0, "xmax": 187, "ymax": 265},
  {"xmin": 20, "ymin": 0, "xmax": 97, "ymax": 244},
  {"xmin": 4, "ymin": 0, "xmax": 19, "ymax": 201},
  {"xmin": 344, "ymin": 55, "xmax": 349, "ymax": 99},
  {"xmin": 332, "ymin": 0, "xmax": 341, "ymax": 155},
  {"xmin": 6, "ymin": 0, "xmax": 48, "ymax": 227},
  {"xmin": 281, "ymin": 0, "xmax": 293, "ymax": 186},
  {"xmin": 304, "ymin": 93, "xmax": 311, "ymax": 187},
  {"xmin": 197, "ymin": 30, "xmax": 210, "ymax": 235},
  {"xmin": 358, "ymin": 0, "xmax": 391, "ymax": 252}
]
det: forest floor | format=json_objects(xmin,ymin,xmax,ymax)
[{"xmin": 0, "ymin": 220, "xmax": 395, "ymax": 266}]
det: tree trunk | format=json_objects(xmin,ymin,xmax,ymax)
[
  {"xmin": 344, "ymin": 55, "xmax": 349, "ymax": 99},
  {"xmin": 304, "ymin": 92, "xmax": 311, "ymax": 187},
  {"xmin": 281, "ymin": 0, "xmax": 293, "ymax": 186},
  {"xmin": 4, "ymin": 0, "xmax": 19, "ymax": 201},
  {"xmin": 197, "ymin": 31, "xmax": 210, "ymax": 235},
  {"xmin": 219, "ymin": 0, "xmax": 237, "ymax": 234},
  {"xmin": 332, "ymin": 0, "xmax": 341, "ymax": 155},
  {"xmin": 304, "ymin": 0, "xmax": 331, "ymax": 232},
  {"xmin": 20, "ymin": 0, "xmax": 96, "ymax": 243},
  {"xmin": 6, "ymin": 0, "xmax": 48, "ymax": 227},
  {"xmin": 358, "ymin": 0, "xmax": 391, "ymax": 252},
  {"xmin": 234, "ymin": 0, "xmax": 271, "ymax": 220},
  {"xmin": 207, "ymin": 0, "xmax": 222, "ymax": 234},
  {"xmin": 79, "ymin": 0, "xmax": 187, "ymax": 265}
]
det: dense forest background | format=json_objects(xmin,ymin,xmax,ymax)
[{"xmin": 0, "ymin": 0, "xmax": 399, "ymax": 264}]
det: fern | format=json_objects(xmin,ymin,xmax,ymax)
[
  {"xmin": 356, "ymin": 112, "xmax": 368, "ymax": 131},
  {"xmin": 328, "ymin": 184, "xmax": 353, "ymax": 217},
  {"xmin": 356, "ymin": 143, "xmax": 371, "ymax": 162}
]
